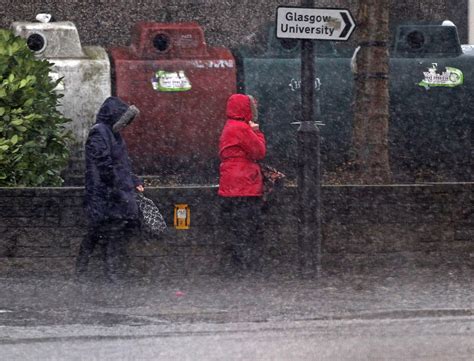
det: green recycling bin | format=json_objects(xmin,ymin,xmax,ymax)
[
  {"xmin": 235, "ymin": 27, "xmax": 353, "ymax": 179},
  {"xmin": 236, "ymin": 22, "xmax": 472, "ymax": 182},
  {"xmin": 389, "ymin": 23, "xmax": 472, "ymax": 181}
]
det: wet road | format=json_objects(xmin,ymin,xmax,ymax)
[
  {"xmin": 0, "ymin": 266, "xmax": 472, "ymax": 360},
  {"xmin": 0, "ymin": 315, "xmax": 473, "ymax": 360}
]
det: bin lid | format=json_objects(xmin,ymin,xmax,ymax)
[
  {"xmin": 392, "ymin": 23, "xmax": 462, "ymax": 58},
  {"xmin": 127, "ymin": 22, "xmax": 209, "ymax": 59},
  {"xmin": 11, "ymin": 21, "xmax": 86, "ymax": 58}
]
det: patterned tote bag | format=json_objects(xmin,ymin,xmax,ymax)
[{"xmin": 135, "ymin": 192, "xmax": 167, "ymax": 237}]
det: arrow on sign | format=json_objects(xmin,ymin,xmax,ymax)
[
  {"xmin": 276, "ymin": 7, "xmax": 356, "ymax": 41},
  {"xmin": 339, "ymin": 12, "xmax": 352, "ymax": 39}
]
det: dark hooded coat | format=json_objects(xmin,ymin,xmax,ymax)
[
  {"xmin": 84, "ymin": 97, "xmax": 142, "ymax": 224},
  {"xmin": 218, "ymin": 94, "xmax": 266, "ymax": 197}
]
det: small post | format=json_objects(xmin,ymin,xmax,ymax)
[{"xmin": 297, "ymin": 0, "xmax": 322, "ymax": 277}]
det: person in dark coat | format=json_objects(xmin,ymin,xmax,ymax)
[
  {"xmin": 218, "ymin": 93, "xmax": 266, "ymax": 274},
  {"xmin": 75, "ymin": 96, "xmax": 144, "ymax": 282}
]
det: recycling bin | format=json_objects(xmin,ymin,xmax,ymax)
[
  {"xmin": 237, "ymin": 23, "xmax": 472, "ymax": 181},
  {"xmin": 11, "ymin": 20, "xmax": 111, "ymax": 180},
  {"xmin": 110, "ymin": 22, "xmax": 236, "ymax": 181},
  {"xmin": 389, "ymin": 23, "xmax": 472, "ymax": 181},
  {"xmin": 235, "ymin": 25, "xmax": 353, "ymax": 179}
]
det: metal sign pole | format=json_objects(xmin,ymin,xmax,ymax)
[
  {"xmin": 276, "ymin": 3, "xmax": 354, "ymax": 277},
  {"xmin": 298, "ymin": 0, "xmax": 322, "ymax": 277}
]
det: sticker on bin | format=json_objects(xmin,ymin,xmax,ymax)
[
  {"xmin": 152, "ymin": 70, "xmax": 192, "ymax": 92},
  {"xmin": 418, "ymin": 64, "xmax": 464, "ymax": 89}
]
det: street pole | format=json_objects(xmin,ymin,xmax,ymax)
[{"xmin": 298, "ymin": 0, "xmax": 322, "ymax": 277}]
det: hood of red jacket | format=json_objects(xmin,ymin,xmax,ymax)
[{"xmin": 226, "ymin": 94, "xmax": 253, "ymax": 123}]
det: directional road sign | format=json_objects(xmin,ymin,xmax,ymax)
[{"xmin": 276, "ymin": 7, "xmax": 356, "ymax": 41}]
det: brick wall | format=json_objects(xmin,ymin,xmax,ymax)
[{"xmin": 0, "ymin": 184, "xmax": 472, "ymax": 277}]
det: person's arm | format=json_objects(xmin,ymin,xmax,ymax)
[
  {"xmin": 86, "ymin": 130, "xmax": 114, "ymax": 186},
  {"xmin": 126, "ymin": 156, "xmax": 144, "ymax": 192},
  {"xmin": 133, "ymin": 173, "xmax": 144, "ymax": 192},
  {"xmin": 239, "ymin": 124, "xmax": 266, "ymax": 161}
]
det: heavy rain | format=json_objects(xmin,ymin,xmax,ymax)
[{"xmin": 0, "ymin": 0, "xmax": 472, "ymax": 360}]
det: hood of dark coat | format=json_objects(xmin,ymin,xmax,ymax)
[
  {"xmin": 226, "ymin": 94, "xmax": 254, "ymax": 123},
  {"xmin": 95, "ymin": 96, "xmax": 130, "ymax": 127}
]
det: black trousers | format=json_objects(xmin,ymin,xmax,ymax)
[
  {"xmin": 76, "ymin": 219, "xmax": 137, "ymax": 280},
  {"xmin": 220, "ymin": 197, "xmax": 264, "ymax": 272}
]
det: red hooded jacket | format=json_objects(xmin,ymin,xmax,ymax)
[{"xmin": 218, "ymin": 94, "xmax": 266, "ymax": 197}]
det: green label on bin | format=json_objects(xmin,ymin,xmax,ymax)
[
  {"xmin": 152, "ymin": 70, "xmax": 192, "ymax": 92},
  {"xmin": 418, "ymin": 64, "xmax": 463, "ymax": 89}
]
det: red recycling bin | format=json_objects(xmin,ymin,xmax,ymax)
[{"xmin": 109, "ymin": 22, "xmax": 236, "ymax": 181}]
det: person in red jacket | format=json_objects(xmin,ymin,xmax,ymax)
[{"xmin": 218, "ymin": 93, "xmax": 266, "ymax": 274}]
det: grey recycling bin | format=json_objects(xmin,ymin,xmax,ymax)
[{"xmin": 11, "ymin": 20, "xmax": 111, "ymax": 182}]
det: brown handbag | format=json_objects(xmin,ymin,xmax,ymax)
[{"xmin": 261, "ymin": 163, "xmax": 286, "ymax": 201}]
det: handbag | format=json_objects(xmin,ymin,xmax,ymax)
[
  {"xmin": 135, "ymin": 192, "xmax": 167, "ymax": 237},
  {"xmin": 261, "ymin": 163, "xmax": 286, "ymax": 201}
]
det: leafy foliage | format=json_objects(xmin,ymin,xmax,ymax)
[{"xmin": 0, "ymin": 29, "xmax": 71, "ymax": 186}]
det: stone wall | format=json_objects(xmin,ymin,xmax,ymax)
[
  {"xmin": 0, "ymin": 0, "xmax": 468, "ymax": 50},
  {"xmin": 0, "ymin": 183, "xmax": 472, "ymax": 278}
]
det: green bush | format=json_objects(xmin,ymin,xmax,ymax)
[{"xmin": 0, "ymin": 29, "xmax": 71, "ymax": 187}]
